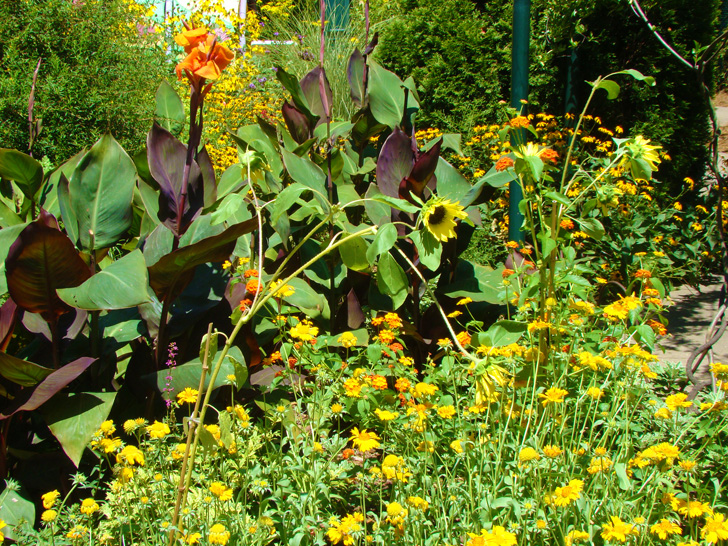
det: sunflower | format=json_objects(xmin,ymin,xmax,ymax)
[
  {"xmin": 620, "ymin": 135, "xmax": 662, "ymax": 181},
  {"xmin": 421, "ymin": 198, "xmax": 468, "ymax": 242}
]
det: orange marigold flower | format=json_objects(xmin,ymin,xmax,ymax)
[
  {"xmin": 378, "ymin": 329, "xmax": 396, "ymax": 345},
  {"xmin": 389, "ymin": 342, "xmax": 404, "ymax": 352},
  {"xmin": 560, "ymin": 219, "xmax": 575, "ymax": 230},
  {"xmin": 495, "ymin": 156, "xmax": 515, "ymax": 172},
  {"xmin": 239, "ymin": 298, "xmax": 253, "ymax": 311},
  {"xmin": 245, "ymin": 279, "xmax": 261, "ymax": 294},
  {"xmin": 509, "ymin": 115, "xmax": 530, "ymax": 128},
  {"xmin": 384, "ymin": 312, "xmax": 403, "ymax": 329},
  {"xmin": 456, "ymin": 331, "xmax": 472, "ymax": 347},
  {"xmin": 505, "ymin": 240, "xmax": 520, "ymax": 249},
  {"xmin": 502, "ymin": 268, "xmax": 515, "ymax": 278},
  {"xmin": 540, "ymin": 148, "xmax": 559, "ymax": 163},
  {"xmin": 634, "ymin": 269, "xmax": 652, "ymax": 279},
  {"xmin": 243, "ymin": 269, "xmax": 259, "ymax": 278},
  {"xmin": 395, "ymin": 378, "xmax": 411, "ymax": 392}
]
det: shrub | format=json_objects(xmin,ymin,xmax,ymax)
[
  {"xmin": 0, "ymin": 0, "xmax": 167, "ymax": 164},
  {"xmin": 376, "ymin": 0, "xmax": 721, "ymax": 189}
]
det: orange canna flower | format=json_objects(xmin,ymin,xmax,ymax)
[
  {"xmin": 174, "ymin": 27, "xmax": 209, "ymax": 52},
  {"xmin": 175, "ymin": 31, "xmax": 234, "ymax": 85}
]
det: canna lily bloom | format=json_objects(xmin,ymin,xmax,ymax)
[
  {"xmin": 174, "ymin": 27, "xmax": 209, "ymax": 52},
  {"xmin": 175, "ymin": 30, "xmax": 234, "ymax": 86}
]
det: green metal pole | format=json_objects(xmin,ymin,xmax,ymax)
[
  {"xmin": 509, "ymin": 0, "xmax": 530, "ymax": 244},
  {"xmin": 325, "ymin": 0, "xmax": 350, "ymax": 34}
]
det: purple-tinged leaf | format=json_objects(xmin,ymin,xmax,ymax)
[
  {"xmin": 0, "ymin": 299, "xmax": 17, "ymax": 352},
  {"xmin": 22, "ymin": 310, "xmax": 51, "ymax": 340},
  {"xmin": 148, "ymin": 218, "xmax": 257, "ymax": 302},
  {"xmin": 282, "ymin": 101, "xmax": 312, "ymax": 144},
  {"xmin": 196, "ymin": 146, "xmax": 217, "ymax": 208},
  {"xmin": 5, "ymin": 217, "xmax": 91, "ymax": 321},
  {"xmin": 318, "ymin": 67, "xmax": 332, "ymax": 120},
  {"xmin": 300, "ymin": 67, "xmax": 332, "ymax": 126},
  {"xmin": 364, "ymin": 31, "xmax": 379, "ymax": 55},
  {"xmin": 404, "ymin": 137, "xmax": 442, "ymax": 199},
  {"xmin": 0, "ymin": 357, "xmax": 96, "ymax": 419},
  {"xmin": 347, "ymin": 48, "xmax": 366, "ymax": 108},
  {"xmin": 275, "ymin": 66, "xmax": 314, "ymax": 119},
  {"xmin": 376, "ymin": 127, "xmax": 414, "ymax": 198},
  {"xmin": 346, "ymin": 288, "xmax": 365, "ymax": 329},
  {"xmin": 146, "ymin": 123, "xmax": 205, "ymax": 237}
]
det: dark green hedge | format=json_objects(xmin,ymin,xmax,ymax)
[
  {"xmin": 376, "ymin": 0, "xmax": 721, "ymax": 188},
  {"xmin": 0, "ymin": 0, "xmax": 168, "ymax": 164}
]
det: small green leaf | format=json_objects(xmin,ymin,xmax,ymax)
[
  {"xmin": 577, "ymin": 217, "xmax": 605, "ymax": 241},
  {"xmin": 200, "ymin": 331, "xmax": 219, "ymax": 365},
  {"xmin": 476, "ymin": 321, "xmax": 527, "ymax": 347},
  {"xmin": 410, "ymin": 229, "xmax": 442, "ymax": 271},
  {"xmin": 592, "ymin": 79, "xmax": 620, "ymax": 99},
  {"xmin": 376, "ymin": 252, "xmax": 408, "ymax": 298},
  {"xmin": 366, "ymin": 224, "xmax": 397, "ymax": 263},
  {"xmin": 0, "ymin": 486, "xmax": 35, "ymax": 541},
  {"xmin": 616, "ymin": 69, "xmax": 655, "ymax": 86},
  {"xmin": 0, "ymin": 149, "xmax": 43, "ymax": 200}
]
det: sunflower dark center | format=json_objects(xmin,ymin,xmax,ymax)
[{"xmin": 429, "ymin": 205, "xmax": 447, "ymax": 225}]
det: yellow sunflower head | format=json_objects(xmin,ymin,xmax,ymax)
[
  {"xmin": 620, "ymin": 135, "xmax": 662, "ymax": 181},
  {"xmin": 421, "ymin": 198, "xmax": 468, "ymax": 242}
]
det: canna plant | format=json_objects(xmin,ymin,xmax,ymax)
[{"xmin": 0, "ymin": 2, "xmax": 497, "ymax": 531}]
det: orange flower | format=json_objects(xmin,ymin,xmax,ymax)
[
  {"xmin": 540, "ymin": 148, "xmax": 559, "ymax": 163},
  {"xmin": 174, "ymin": 27, "xmax": 209, "ymax": 52},
  {"xmin": 245, "ymin": 279, "xmax": 261, "ymax": 295},
  {"xmin": 495, "ymin": 156, "xmax": 515, "ymax": 172},
  {"xmin": 634, "ymin": 269, "xmax": 652, "ymax": 279},
  {"xmin": 175, "ymin": 30, "xmax": 234, "ymax": 85}
]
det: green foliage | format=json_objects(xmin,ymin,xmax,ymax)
[
  {"xmin": 0, "ymin": 0, "xmax": 168, "ymax": 164},
  {"xmin": 376, "ymin": 0, "xmax": 721, "ymax": 187},
  {"xmin": 375, "ymin": 0, "xmax": 516, "ymax": 132}
]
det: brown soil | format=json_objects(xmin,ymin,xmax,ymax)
[{"xmin": 715, "ymin": 90, "xmax": 728, "ymax": 107}]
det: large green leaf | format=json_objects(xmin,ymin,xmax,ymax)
[
  {"xmin": 57, "ymin": 250, "xmax": 151, "ymax": 310},
  {"xmin": 0, "ymin": 352, "xmax": 53, "ymax": 387},
  {"xmin": 0, "ymin": 149, "xmax": 43, "ymax": 200},
  {"xmin": 440, "ymin": 260, "xmax": 504, "ymax": 304},
  {"xmin": 435, "ymin": 158, "xmax": 471, "ymax": 202},
  {"xmin": 41, "ymin": 149, "xmax": 85, "ymax": 219},
  {"xmin": 0, "ymin": 486, "xmax": 35, "ymax": 541},
  {"xmin": 0, "ymin": 223, "xmax": 26, "ymax": 294},
  {"xmin": 148, "ymin": 218, "xmax": 257, "ymax": 301},
  {"xmin": 42, "ymin": 391, "xmax": 116, "ymax": 467},
  {"xmin": 476, "ymin": 321, "xmax": 527, "ymax": 348},
  {"xmin": 283, "ymin": 277, "xmax": 330, "ymax": 320},
  {"xmin": 154, "ymin": 80, "xmax": 185, "ymax": 134},
  {"xmin": 69, "ymin": 134, "xmax": 136, "ymax": 250},
  {"xmin": 149, "ymin": 345, "xmax": 246, "ymax": 394},
  {"xmin": 280, "ymin": 149, "xmax": 329, "ymax": 213},
  {"xmin": 367, "ymin": 61, "xmax": 405, "ymax": 129},
  {"xmin": 339, "ymin": 236, "xmax": 370, "ymax": 272}
]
